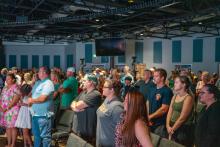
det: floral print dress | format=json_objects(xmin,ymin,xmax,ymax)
[
  {"xmin": 115, "ymin": 115, "xmax": 142, "ymax": 147},
  {"xmin": 0, "ymin": 84, "xmax": 20, "ymax": 128}
]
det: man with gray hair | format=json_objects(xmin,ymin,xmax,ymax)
[{"xmin": 71, "ymin": 74, "xmax": 101, "ymax": 144}]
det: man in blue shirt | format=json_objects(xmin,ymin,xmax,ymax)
[
  {"xmin": 28, "ymin": 66, "xmax": 54, "ymax": 147},
  {"xmin": 139, "ymin": 69, "xmax": 155, "ymax": 102},
  {"xmin": 148, "ymin": 68, "xmax": 173, "ymax": 137}
]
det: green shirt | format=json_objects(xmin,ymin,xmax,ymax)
[
  {"xmin": 54, "ymin": 83, "xmax": 61, "ymax": 106},
  {"xmin": 171, "ymin": 94, "xmax": 194, "ymax": 125},
  {"xmin": 61, "ymin": 77, "xmax": 78, "ymax": 109}
]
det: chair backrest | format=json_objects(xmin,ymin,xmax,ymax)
[
  {"xmin": 151, "ymin": 133, "xmax": 161, "ymax": 147},
  {"xmin": 56, "ymin": 110, "xmax": 74, "ymax": 132},
  {"xmin": 66, "ymin": 133, "xmax": 92, "ymax": 147},
  {"xmin": 158, "ymin": 138, "xmax": 185, "ymax": 147},
  {"xmin": 85, "ymin": 142, "xmax": 94, "ymax": 147}
]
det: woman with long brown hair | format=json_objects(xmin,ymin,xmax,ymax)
[{"xmin": 115, "ymin": 89, "xmax": 153, "ymax": 147}]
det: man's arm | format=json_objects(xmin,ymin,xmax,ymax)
[
  {"xmin": 28, "ymin": 95, "xmax": 48, "ymax": 105},
  {"xmin": 74, "ymin": 100, "xmax": 88, "ymax": 110},
  {"xmin": 71, "ymin": 100, "xmax": 87, "ymax": 111},
  {"xmin": 58, "ymin": 87, "xmax": 72, "ymax": 93},
  {"xmin": 149, "ymin": 104, "xmax": 169, "ymax": 120}
]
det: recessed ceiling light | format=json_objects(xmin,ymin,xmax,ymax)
[
  {"xmin": 198, "ymin": 22, "xmax": 202, "ymax": 25},
  {"xmin": 128, "ymin": 0, "xmax": 134, "ymax": 3},
  {"xmin": 95, "ymin": 19, "xmax": 100, "ymax": 22},
  {"xmin": 140, "ymin": 33, "xmax": 144, "ymax": 36}
]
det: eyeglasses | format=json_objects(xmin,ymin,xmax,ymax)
[
  {"xmin": 103, "ymin": 86, "xmax": 112, "ymax": 89},
  {"xmin": 199, "ymin": 91, "xmax": 206, "ymax": 95}
]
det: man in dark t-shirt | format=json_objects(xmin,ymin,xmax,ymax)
[
  {"xmin": 139, "ymin": 69, "xmax": 155, "ymax": 102},
  {"xmin": 71, "ymin": 74, "xmax": 101, "ymax": 143},
  {"xmin": 148, "ymin": 68, "xmax": 173, "ymax": 137}
]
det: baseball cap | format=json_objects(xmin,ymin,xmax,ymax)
[
  {"xmin": 125, "ymin": 76, "xmax": 132, "ymax": 81},
  {"xmin": 85, "ymin": 74, "xmax": 98, "ymax": 86},
  {"xmin": 67, "ymin": 67, "xmax": 75, "ymax": 73},
  {"xmin": 11, "ymin": 67, "xmax": 18, "ymax": 70}
]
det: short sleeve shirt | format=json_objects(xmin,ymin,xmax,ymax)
[
  {"xmin": 31, "ymin": 78, "xmax": 54, "ymax": 116},
  {"xmin": 72, "ymin": 89, "xmax": 101, "ymax": 138},
  {"xmin": 96, "ymin": 98, "xmax": 124, "ymax": 147},
  {"xmin": 139, "ymin": 80, "xmax": 155, "ymax": 101},
  {"xmin": 148, "ymin": 85, "xmax": 173, "ymax": 126},
  {"xmin": 61, "ymin": 77, "xmax": 78, "ymax": 108}
]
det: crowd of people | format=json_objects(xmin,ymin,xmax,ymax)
[{"xmin": 0, "ymin": 65, "xmax": 219, "ymax": 147}]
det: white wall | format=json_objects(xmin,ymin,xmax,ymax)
[
  {"xmin": 4, "ymin": 42, "xmax": 75, "ymax": 70},
  {"xmin": 125, "ymin": 36, "xmax": 220, "ymax": 74},
  {"xmin": 75, "ymin": 42, "xmax": 125, "ymax": 71},
  {"xmin": 3, "ymin": 36, "xmax": 220, "ymax": 74}
]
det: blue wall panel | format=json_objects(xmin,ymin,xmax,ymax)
[
  {"xmin": 54, "ymin": 55, "xmax": 60, "ymax": 68},
  {"xmin": 193, "ymin": 39, "xmax": 203, "ymax": 62},
  {"xmin": 32, "ymin": 55, "xmax": 39, "ymax": 68},
  {"xmin": 215, "ymin": 38, "xmax": 220, "ymax": 62},
  {"xmin": 135, "ymin": 42, "xmax": 143, "ymax": 63},
  {"xmin": 101, "ymin": 56, "xmax": 109, "ymax": 63},
  {"xmin": 153, "ymin": 41, "xmax": 162, "ymax": 63},
  {"xmin": 9, "ymin": 55, "xmax": 16, "ymax": 68},
  {"xmin": 85, "ymin": 44, "xmax": 93, "ymax": 63},
  {"xmin": 43, "ymin": 55, "xmax": 50, "ymax": 68},
  {"xmin": 172, "ymin": 40, "xmax": 181, "ymax": 63},
  {"xmin": 20, "ymin": 55, "xmax": 28, "ymax": 69},
  {"xmin": 118, "ymin": 55, "xmax": 125, "ymax": 63},
  {"xmin": 67, "ymin": 54, "xmax": 74, "ymax": 68}
]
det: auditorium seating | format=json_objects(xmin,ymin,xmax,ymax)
[
  {"xmin": 159, "ymin": 138, "xmax": 185, "ymax": 147},
  {"xmin": 66, "ymin": 132, "xmax": 184, "ymax": 147},
  {"xmin": 52, "ymin": 110, "xmax": 74, "ymax": 146},
  {"xmin": 66, "ymin": 133, "xmax": 94, "ymax": 147},
  {"xmin": 151, "ymin": 133, "xmax": 161, "ymax": 147},
  {"xmin": 151, "ymin": 133, "xmax": 185, "ymax": 147}
]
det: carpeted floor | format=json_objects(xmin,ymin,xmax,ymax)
[{"xmin": 0, "ymin": 135, "xmax": 67, "ymax": 147}]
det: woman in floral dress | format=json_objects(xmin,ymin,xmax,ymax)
[{"xmin": 0, "ymin": 73, "xmax": 21, "ymax": 147}]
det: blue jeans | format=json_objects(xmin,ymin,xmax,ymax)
[{"xmin": 32, "ymin": 116, "xmax": 52, "ymax": 147}]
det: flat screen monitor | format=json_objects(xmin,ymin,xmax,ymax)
[{"xmin": 95, "ymin": 38, "xmax": 125, "ymax": 56}]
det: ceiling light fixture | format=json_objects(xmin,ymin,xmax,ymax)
[
  {"xmin": 128, "ymin": 0, "xmax": 134, "ymax": 3},
  {"xmin": 95, "ymin": 19, "xmax": 100, "ymax": 22}
]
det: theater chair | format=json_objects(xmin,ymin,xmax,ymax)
[
  {"xmin": 151, "ymin": 133, "xmax": 184, "ymax": 147},
  {"xmin": 52, "ymin": 110, "xmax": 74, "ymax": 147},
  {"xmin": 158, "ymin": 138, "xmax": 185, "ymax": 147},
  {"xmin": 66, "ymin": 133, "xmax": 94, "ymax": 147},
  {"xmin": 151, "ymin": 133, "xmax": 161, "ymax": 147}
]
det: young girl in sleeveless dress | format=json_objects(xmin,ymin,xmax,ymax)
[{"xmin": 15, "ymin": 84, "xmax": 33, "ymax": 147}]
